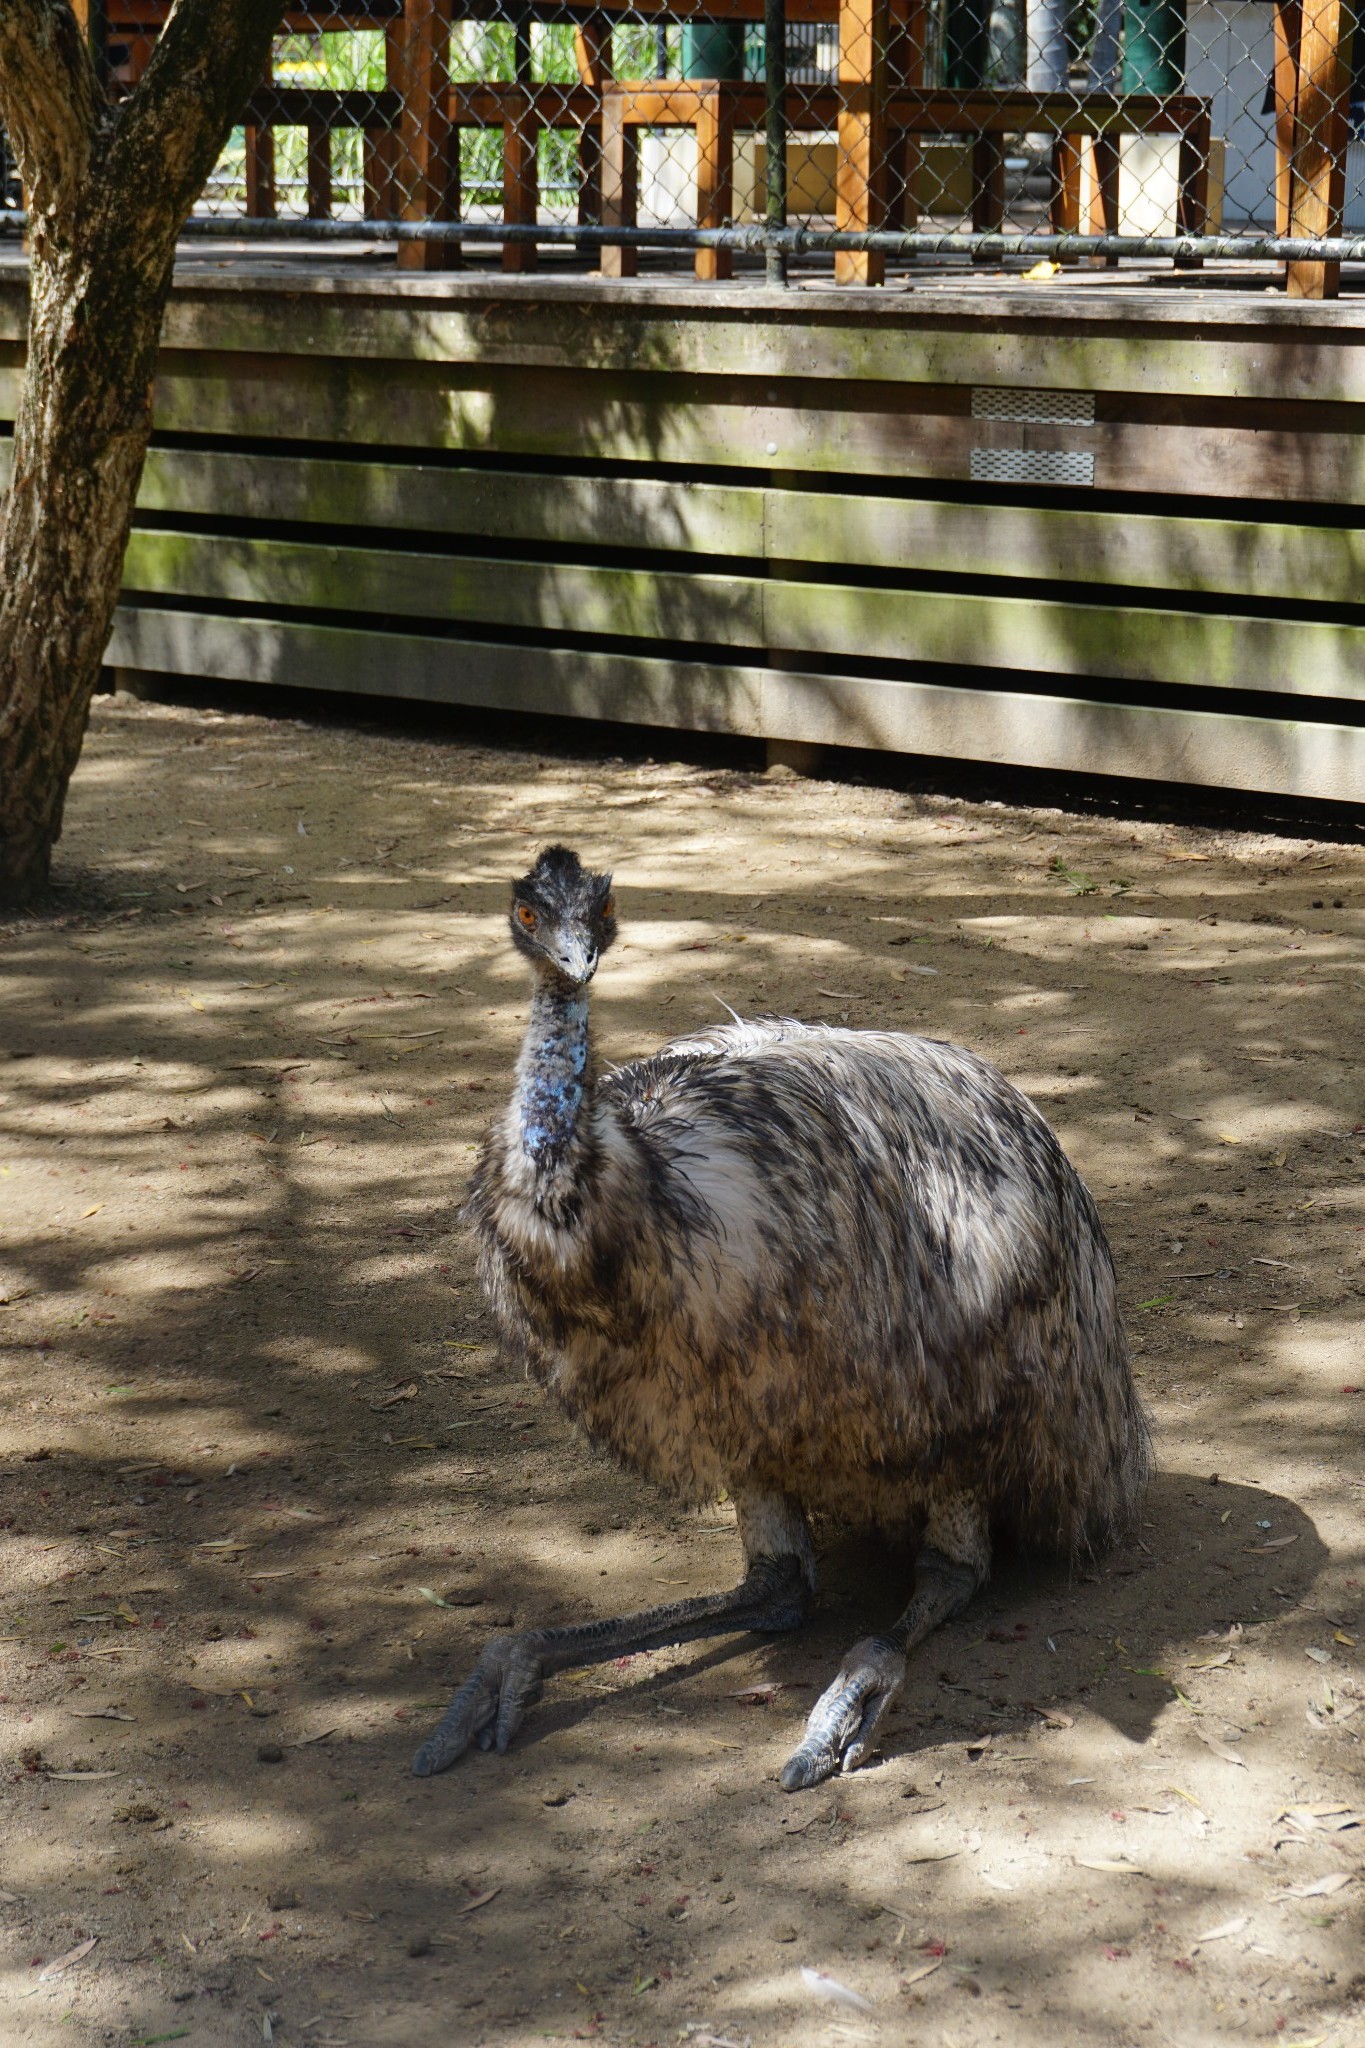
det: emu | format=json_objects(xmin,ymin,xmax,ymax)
[{"xmin": 413, "ymin": 845, "xmax": 1148, "ymax": 1790}]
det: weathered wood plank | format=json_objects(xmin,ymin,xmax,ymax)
[
  {"xmin": 766, "ymin": 490, "xmax": 1365, "ymax": 605},
  {"xmin": 13, "ymin": 438, "xmax": 1365, "ymax": 601},
  {"xmin": 12, "ymin": 434, "xmax": 1365, "ymax": 598},
  {"xmin": 120, "ymin": 530, "xmax": 767, "ymax": 644},
  {"xmin": 9, "ymin": 273, "xmax": 1365, "ymax": 403},
  {"xmin": 8, "ymin": 358, "xmax": 1359, "ymax": 502},
  {"xmin": 764, "ymin": 576, "xmax": 1365, "ymax": 699},
  {"xmin": 130, "ymin": 448, "xmax": 765, "ymax": 555},
  {"xmin": 117, "ymin": 529, "xmax": 1365, "ymax": 699},
  {"xmin": 106, "ymin": 604, "xmax": 1365, "ymax": 805}
]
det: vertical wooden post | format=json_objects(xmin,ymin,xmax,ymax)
[
  {"xmin": 243, "ymin": 32, "xmax": 277, "ymax": 223},
  {"xmin": 394, "ymin": 0, "xmax": 458, "ymax": 271},
  {"xmin": 502, "ymin": 98, "xmax": 540, "ymax": 272},
  {"xmin": 1287, "ymin": 0, "xmax": 1355, "ymax": 297},
  {"xmin": 836, "ymin": 0, "xmax": 889, "ymax": 285},
  {"xmin": 575, "ymin": 14, "xmax": 611, "ymax": 227},
  {"xmin": 696, "ymin": 90, "xmax": 736, "ymax": 281},
  {"xmin": 600, "ymin": 98, "xmax": 638, "ymax": 277},
  {"xmin": 1274, "ymin": 0, "xmax": 1303, "ymax": 231}
]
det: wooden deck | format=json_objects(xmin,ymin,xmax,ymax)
[{"xmin": 2, "ymin": 251, "xmax": 1364, "ymax": 804}]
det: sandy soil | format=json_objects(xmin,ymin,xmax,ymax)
[{"xmin": 2, "ymin": 691, "xmax": 1363, "ymax": 2048}]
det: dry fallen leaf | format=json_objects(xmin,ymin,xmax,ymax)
[
  {"xmin": 1269, "ymin": 1871, "xmax": 1354, "ymax": 1901},
  {"xmin": 1195, "ymin": 1914, "xmax": 1248, "ymax": 1943},
  {"xmin": 1194, "ymin": 1728, "xmax": 1247, "ymax": 1767},
  {"xmin": 1075, "ymin": 1856, "xmax": 1145, "ymax": 1876},
  {"xmin": 48, "ymin": 1769, "xmax": 122, "ymax": 1781},
  {"xmin": 456, "ymin": 1886, "xmax": 501, "ymax": 1915},
  {"xmin": 800, "ymin": 1967, "xmax": 875, "ymax": 2011},
  {"xmin": 39, "ymin": 1935, "xmax": 98, "ymax": 1979},
  {"xmin": 899, "ymin": 1958, "xmax": 944, "ymax": 1987},
  {"xmin": 68, "ymin": 1708, "xmax": 134, "ymax": 1722}
]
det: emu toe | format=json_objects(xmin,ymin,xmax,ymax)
[
  {"xmin": 411, "ymin": 1632, "xmax": 545, "ymax": 1777},
  {"xmin": 779, "ymin": 1636, "xmax": 906, "ymax": 1791}
]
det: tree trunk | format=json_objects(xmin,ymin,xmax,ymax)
[
  {"xmin": 0, "ymin": 207, "xmax": 173, "ymax": 898},
  {"xmin": 0, "ymin": 0, "xmax": 284, "ymax": 906}
]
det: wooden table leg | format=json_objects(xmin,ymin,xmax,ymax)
[
  {"xmin": 307, "ymin": 117, "xmax": 332, "ymax": 220},
  {"xmin": 600, "ymin": 101, "xmax": 638, "ymax": 278},
  {"xmin": 502, "ymin": 100, "xmax": 540, "ymax": 272},
  {"xmin": 1175, "ymin": 106, "xmax": 1211, "ymax": 268},
  {"xmin": 970, "ymin": 133, "xmax": 1005, "ymax": 230},
  {"xmin": 245, "ymin": 123, "xmax": 276, "ymax": 219},
  {"xmin": 1287, "ymin": 0, "xmax": 1354, "ymax": 296},
  {"xmin": 364, "ymin": 124, "xmax": 398, "ymax": 222},
  {"xmin": 1051, "ymin": 131, "xmax": 1083, "ymax": 253},
  {"xmin": 696, "ymin": 92, "xmax": 735, "ymax": 282},
  {"xmin": 1092, "ymin": 133, "xmax": 1121, "ymax": 236}
]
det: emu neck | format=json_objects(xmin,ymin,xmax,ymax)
[{"xmin": 515, "ymin": 981, "xmax": 592, "ymax": 1177}]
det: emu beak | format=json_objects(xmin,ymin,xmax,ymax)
[{"xmin": 556, "ymin": 939, "xmax": 598, "ymax": 987}]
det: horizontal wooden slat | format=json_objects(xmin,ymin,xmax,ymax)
[
  {"xmin": 119, "ymin": 529, "xmax": 1365, "ymax": 699},
  {"xmin": 767, "ymin": 491, "xmax": 1365, "ymax": 605},
  {"xmin": 14, "ymin": 440, "xmax": 1365, "ymax": 603},
  {"xmin": 137, "ymin": 448, "xmax": 765, "ymax": 555},
  {"xmin": 9, "ymin": 274, "xmax": 1365, "ymax": 402},
  {"xmin": 8, "ymin": 438, "xmax": 1364, "ymax": 603},
  {"xmin": 107, "ymin": 605, "xmax": 1365, "ymax": 805},
  {"xmin": 120, "ymin": 530, "xmax": 765, "ymax": 643},
  {"xmin": 7, "ymin": 358, "xmax": 1363, "ymax": 503},
  {"xmin": 764, "ymin": 578, "xmax": 1365, "ymax": 697}
]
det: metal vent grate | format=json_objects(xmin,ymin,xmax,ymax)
[
  {"xmin": 970, "ymin": 448, "xmax": 1096, "ymax": 487},
  {"xmin": 971, "ymin": 388, "xmax": 1097, "ymax": 426}
]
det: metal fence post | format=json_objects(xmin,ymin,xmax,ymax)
[{"xmin": 765, "ymin": 0, "xmax": 788, "ymax": 284}]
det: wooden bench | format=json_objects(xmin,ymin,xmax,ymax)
[
  {"xmin": 599, "ymin": 80, "xmax": 1212, "ymax": 281},
  {"xmin": 883, "ymin": 90, "xmax": 1213, "ymax": 251}
]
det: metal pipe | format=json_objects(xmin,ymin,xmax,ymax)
[
  {"xmin": 764, "ymin": 0, "xmax": 788, "ymax": 286},
  {"xmin": 5, "ymin": 209, "xmax": 1365, "ymax": 261}
]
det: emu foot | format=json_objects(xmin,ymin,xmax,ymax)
[
  {"xmin": 779, "ymin": 1635, "xmax": 906, "ymax": 1791},
  {"xmin": 411, "ymin": 1631, "xmax": 545, "ymax": 1778}
]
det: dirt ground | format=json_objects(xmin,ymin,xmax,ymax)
[{"xmin": 2, "ymin": 691, "xmax": 1363, "ymax": 2048}]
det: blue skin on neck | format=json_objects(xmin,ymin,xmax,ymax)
[{"xmin": 519, "ymin": 989, "xmax": 590, "ymax": 1163}]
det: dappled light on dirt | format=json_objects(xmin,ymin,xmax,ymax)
[{"xmin": 1, "ymin": 695, "xmax": 1362, "ymax": 2047}]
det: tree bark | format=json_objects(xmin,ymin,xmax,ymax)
[{"xmin": 0, "ymin": 0, "xmax": 283, "ymax": 904}]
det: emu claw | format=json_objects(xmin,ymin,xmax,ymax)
[
  {"xmin": 779, "ymin": 1635, "xmax": 906, "ymax": 1792},
  {"xmin": 411, "ymin": 1632, "xmax": 545, "ymax": 1778}
]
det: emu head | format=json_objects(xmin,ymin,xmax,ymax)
[{"xmin": 509, "ymin": 845, "xmax": 617, "ymax": 990}]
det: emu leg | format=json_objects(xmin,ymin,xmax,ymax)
[
  {"xmin": 412, "ymin": 1549, "xmax": 810, "ymax": 1778},
  {"xmin": 779, "ymin": 1508, "xmax": 988, "ymax": 1792}
]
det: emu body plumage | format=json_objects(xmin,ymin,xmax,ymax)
[{"xmin": 413, "ymin": 847, "xmax": 1148, "ymax": 1788}]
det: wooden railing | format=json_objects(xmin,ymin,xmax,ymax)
[{"xmin": 69, "ymin": 0, "xmax": 1365, "ymax": 297}]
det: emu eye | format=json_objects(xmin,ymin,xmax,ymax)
[
  {"xmin": 516, "ymin": 904, "xmax": 538, "ymax": 931},
  {"xmin": 602, "ymin": 894, "xmax": 615, "ymax": 918}
]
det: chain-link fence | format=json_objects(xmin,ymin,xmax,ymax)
[{"xmin": 7, "ymin": 0, "xmax": 1365, "ymax": 284}]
